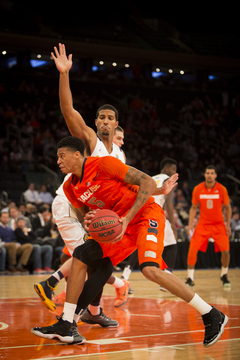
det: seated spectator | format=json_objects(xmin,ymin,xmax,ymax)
[
  {"xmin": 230, "ymin": 211, "xmax": 240, "ymax": 234},
  {"xmin": 8, "ymin": 206, "xmax": 32, "ymax": 230},
  {"xmin": 174, "ymin": 188, "xmax": 188, "ymax": 208},
  {"xmin": 0, "ymin": 211, "xmax": 32, "ymax": 273},
  {"xmin": 176, "ymin": 203, "xmax": 189, "ymax": 226},
  {"xmin": 0, "ymin": 241, "xmax": 8, "ymax": 275},
  {"xmin": 188, "ymin": 217, "xmax": 198, "ymax": 240},
  {"xmin": 39, "ymin": 185, "xmax": 54, "ymax": 205},
  {"xmin": 14, "ymin": 216, "xmax": 54, "ymax": 274},
  {"xmin": 173, "ymin": 209, "xmax": 185, "ymax": 229},
  {"xmin": 23, "ymin": 183, "xmax": 42, "ymax": 205},
  {"xmin": 30, "ymin": 205, "xmax": 52, "ymax": 236}
]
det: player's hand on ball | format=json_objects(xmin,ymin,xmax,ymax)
[
  {"xmin": 84, "ymin": 209, "xmax": 100, "ymax": 231},
  {"xmin": 112, "ymin": 216, "xmax": 129, "ymax": 243}
]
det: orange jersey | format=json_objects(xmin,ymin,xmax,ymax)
[
  {"xmin": 192, "ymin": 181, "xmax": 230, "ymax": 225},
  {"xmin": 63, "ymin": 156, "xmax": 155, "ymax": 219}
]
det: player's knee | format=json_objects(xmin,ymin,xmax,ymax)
[
  {"xmin": 140, "ymin": 262, "xmax": 160, "ymax": 281},
  {"xmin": 60, "ymin": 252, "xmax": 71, "ymax": 264},
  {"xmin": 73, "ymin": 240, "xmax": 103, "ymax": 266}
]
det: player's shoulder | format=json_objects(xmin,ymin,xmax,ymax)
[
  {"xmin": 193, "ymin": 181, "xmax": 205, "ymax": 194},
  {"xmin": 215, "ymin": 181, "xmax": 228, "ymax": 192}
]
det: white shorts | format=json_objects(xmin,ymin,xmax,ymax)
[
  {"xmin": 163, "ymin": 219, "xmax": 177, "ymax": 247},
  {"xmin": 52, "ymin": 195, "xmax": 86, "ymax": 256}
]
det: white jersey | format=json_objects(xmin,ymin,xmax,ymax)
[
  {"xmin": 152, "ymin": 173, "xmax": 169, "ymax": 208},
  {"xmin": 152, "ymin": 173, "xmax": 176, "ymax": 247}
]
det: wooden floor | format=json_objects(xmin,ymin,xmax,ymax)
[{"xmin": 0, "ymin": 269, "xmax": 240, "ymax": 360}]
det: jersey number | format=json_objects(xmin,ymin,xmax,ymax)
[
  {"xmin": 88, "ymin": 197, "xmax": 105, "ymax": 208},
  {"xmin": 206, "ymin": 199, "xmax": 213, "ymax": 209}
]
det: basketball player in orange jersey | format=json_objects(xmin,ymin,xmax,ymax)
[
  {"xmin": 31, "ymin": 137, "xmax": 228, "ymax": 347},
  {"xmin": 186, "ymin": 165, "xmax": 232, "ymax": 287}
]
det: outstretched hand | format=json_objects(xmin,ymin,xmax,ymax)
[
  {"xmin": 160, "ymin": 173, "xmax": 179, "ymax": 195},
  {"xmin": 51, "ymin": 43, "xmax": 72, "ymax": 74}
]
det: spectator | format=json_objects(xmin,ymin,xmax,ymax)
[
  {"xmin": 14, "ymin": 216, "xmax": 54, "ymax": 274},
  {"xmin": 0, "ymin": 240, "xmax": 8, "ymax": 275},
  {"xmin": 230, "ymin": 211, "xmax": 240, "ymax": 234},
  {"xmin": 0, "ymin": 211, "xmax": 32, "ymax": 273},
  {"xmin": 8, "ymin": 206, "xmax": 32, "ymax": 230},
  {"xmin": 39, "ymin": 185, "xmax": 54, "ymax": 205},
  {"xmin": 23, "ymin": 183, "xmax": 42, "ymax": 205}
]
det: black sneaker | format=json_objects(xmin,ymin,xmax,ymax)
[
  {"xmin": 202, "ymin": 307, "xmax": 228, "ymax": 347},
  {"xmin": 220, "ymin": 274, "xmax": 231, "ymax": 287},
  {"xmin": 185, "ymin": 278, "xmax": 195, "ymax": 287},
  {"xmin": 71, "ymin": 321, "xmax": 86, "ymax": 345},
  {"xmin": 31, "ymin": 315, "xmax": 74, "ymax": 344},
  {"xmin": 80, "ymin": 308, "xmax": 119, "ymax": 327}
]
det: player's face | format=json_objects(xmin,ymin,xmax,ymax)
[
  {"xmin": 57, "ymin": 147, "xmax": 80, "ymax": 174},
  {"xmin": 95, "ymin": 109, "xmax": 118, "ymax": 138},
  {"xmin": 113, "ymin": 130, "xmax": 124, "ymax": 147},
  {"xmin": 205, "ymin": 169, "xmax": 217, "ymax": 184},
  {"xmin": 165, "ymin": 164, "xmax": 177, "ymax": 177}
]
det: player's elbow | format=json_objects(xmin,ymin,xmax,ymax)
[{"xmin": 146, "ymin": 176, "xmax": 157, "ymax": 195}]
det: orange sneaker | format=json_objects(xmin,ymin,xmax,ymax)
[
  {"xmin": 53, "ymin": 291, "xmax": 66, "ymax": 306},
  {"xmin": 114, "ymin": 279, "xmax": 130, "ymax": 307}
]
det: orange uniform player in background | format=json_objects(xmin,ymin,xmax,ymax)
[{"xmin": 186, "ymin": 165, "xmax": 232, "ymax": 288}]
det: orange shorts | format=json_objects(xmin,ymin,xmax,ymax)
[
  {"xmin": 189, "ymin": 222, "xmax": 229, "ymax": 254},
  {"xmin": 62, "ymin": 245, "xmax": 71, "ymax": 257},
  {"xmin": 98, "ymin": 202, "xmax": 166, "ymax": 269}
]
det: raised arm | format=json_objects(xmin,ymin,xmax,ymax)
[{"xmin": 51, "ymin": 43, "xmax": 97, "ymax": 153}]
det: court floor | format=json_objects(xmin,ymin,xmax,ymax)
[{"xmin": 0, "ymin": 269, "xmax": 240, "ymax": 360}]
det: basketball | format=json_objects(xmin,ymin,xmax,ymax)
[{"xmin": 88, "ymin": 209, "xmax": 122, "ymax": 243}]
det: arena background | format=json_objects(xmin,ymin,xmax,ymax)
[{"xmin": 0, "ymin": 1, "xmax": 240, "ymax": 269}]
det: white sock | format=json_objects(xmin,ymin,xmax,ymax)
[
  {"xmin": 73, "ymin": 313, "xmax": 81, "ymax": 324},
  {"xmin": 188, "ymin": 294, "xmax": 212, "ymax": 315},
  {"xmin": 221, "ymin": 267, "xmax": 228, "ymax": 277},
  {"xmin": 88, "ymin": 305, "xmax": 100, "ymax": 315},
  {"xmin": 52, "ymin": 271, "xmax": 61, "ymax": 282},
  {"xmin": 111, "ymin": 276, "xmax": 125, "ymax": 289},
  {"xmin": 122, "ymin": 265, "xmax": 132, "ymax": 280},
  {"xmin": 188, "ymin": 269, "xmax": 194, "ymax": 281},
  {"xmin": 62, "ymin": 302, "xmax": 76, "ymax": 323}
]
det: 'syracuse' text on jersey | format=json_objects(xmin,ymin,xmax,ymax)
[
  {"xmin": 192, "ymin": 181, "xmax": 230, "ymax": 225},
  {"xmin": 63, "ymin": 156, "xmax": 154, "ymax": 218}
]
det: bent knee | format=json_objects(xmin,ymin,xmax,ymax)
[{"xmin": 141, "ymin": 264, "xmax": 160, "ymax": 281}]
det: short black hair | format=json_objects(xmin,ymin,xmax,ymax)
[
  {"xmin": 96, "ymin": 104, "xmax": 119, "ymax": 122},
  {"xmin": 205, "ymin": 165, "xmax": 217, "ymax": 173},
  {"xmin": 57, "ymin": 136, "xmax": 85, "ymax": 156},
  {"xmin": 160, "ymin": 158, "xmax": 177, "ymax": 171}
]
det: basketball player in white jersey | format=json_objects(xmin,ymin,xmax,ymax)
[{"xmin": 152, "ymin": 158, "xmax": 178, "ymax": 290}]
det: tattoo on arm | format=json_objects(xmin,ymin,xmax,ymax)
[
  {"xmin": 124, "ymin": 167, "xmax": 152, "ymax": 210},
  {"xmin": 124, "ymin": 167, "xmax": 149, "ymax": 186}
]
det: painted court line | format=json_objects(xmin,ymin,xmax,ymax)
[
  {"xmin": 32, "ymin": 338, "xmax": 240, "ymax": 360},
  {"xmin": 1, "ymin": 326, "xmax": 239, "ymax": 350}
]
